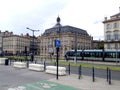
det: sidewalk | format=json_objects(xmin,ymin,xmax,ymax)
[{"xmin": 49, "ymin": 74, "xmax": 120, "ymax": 90}]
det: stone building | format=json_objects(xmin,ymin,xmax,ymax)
[
  {"xmin": 3, "ymin": 34, "xmax": 30, "ymax": 55},
  {"xmin": 39, "ymin": 17, "xmax": 92, "ymax": 57},
  {"xmin": 92, "ymin": 40, "xmax": 104, "ymax": 49},
  {"xmin": 0, "ymin": 31, "xmax": 13, "ymax": 54},
  {"xmin": 103, "ymin": 8, "xmax": 120, "ymax": 49}
]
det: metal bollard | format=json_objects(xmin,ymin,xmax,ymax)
[
  {"xmin": 106, "ymin": 67, "xmax": 109, "ymax": 82},
  {"xmin": 78, "ymin": 65, "xmax": 81, "ymax": 79},
  {"xmin": 68, "ymin": 63, "xmax": 70, "ymax": 75},
  {"xmin": 92, "ymin": 66, "xmax": 95, "ymax": 82},
  {"xmin": 44, "ymin": 60, "xmax": 46, "ymax": 71},
  {"xmin": 109, "ymin": 69, "xmax": 111, "ymax": 85}
]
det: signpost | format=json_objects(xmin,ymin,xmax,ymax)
[{"xmin": 55, "ymin": 39, "xmax": 61, "ymax": 80}]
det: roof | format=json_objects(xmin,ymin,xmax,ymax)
[
  {"xmin": 103, "ymin": 12, "xmax": 120, "ymax": 23},
  {"xmin": 111, "ymin": 13, "xmax": 120, "ymax": 18},
  {"xmin": 43, "ymin": 25, "xmax": 89, "ymax": 36}
]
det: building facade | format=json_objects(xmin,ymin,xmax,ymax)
[
  {"xmin": 92, "ymin": 40, "xmax": 104, "ymax": 49},
  {"xmin": 0, "ymin": 31, "xmax": 14, "ymax": 54},
  {"xmin": 0, "ymin": 31, "xmax": 40, "ymax": 56},
  {"xmin": 39, "ymin": 17, "xmax": 92, "ymax": 57},
  {"xmin": 3, "ymin": 34, "xmax": 30, "ymax": 55},
  {"xmin": 103, "ymin": 8, "xmax": 120, "ymax": 49}
]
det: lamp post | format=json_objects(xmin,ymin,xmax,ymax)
[
  {"xmin": 55, "ymin": 16, "xmax": 61, "ymax": 80},
  {"xmin": 26, "ymin": 27, "xmax": 39, "ymax": 62}
]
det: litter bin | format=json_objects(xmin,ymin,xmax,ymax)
[{"xmin": 5, "ymin": 59, "xmax": 9, "ymax": 65}]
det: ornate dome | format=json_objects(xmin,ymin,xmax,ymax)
[{"xmin": 54, "ymin": 16, "xmax": 62, "ymax": 28}]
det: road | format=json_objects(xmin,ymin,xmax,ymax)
[
  {"xmin": 45, "ymin": 60, "xmax": 120, "ymax": 80},
  {"xmin": 68, "ymin": 66, "xmax": 120, "ymax": 80},
  {"xmin": 0, "ymin": 65, "xmax": 55, "ymax": 90}
]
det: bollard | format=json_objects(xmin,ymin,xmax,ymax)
[
  {"xmin": 78, "ymin": 65, "xmax": 81, "ymax": 79},
  {"xmin": 68, "ymin": 63, "xmax": 70, "ymax": 75},
  {"xmin": 109, "ymin": 69, "xmax": 111, "ymax": 85},
  {"xmin": 106, "ymin": 67, "xmax": 109, "ymax": 82},
  {"xmin": 92, "ymin": 66, "xmax": 95, "ymax": 82},
  {"xmin": 44, "ymin": 60, "xmax": 46, "ymax": 71}
]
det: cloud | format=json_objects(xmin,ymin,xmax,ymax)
[{"xmin": 0, "ymin": 0, "xmax": 120, "ymax": 39}]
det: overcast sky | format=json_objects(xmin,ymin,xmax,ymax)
[{"xmin": 0, "ymin": 0, "xmax": 120, "ymax": 40}]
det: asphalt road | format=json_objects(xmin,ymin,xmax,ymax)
[
  {"xmin": 0, "ymin": 65, "xmax": 55, "ymax": 90},
  {"xmin": 67, "ymin": 66, "xmax": 120, "ymax": 80},
  {"xmin": 39, "ymin": 60, "xmax": 120, "ymax": 80},
  {"xmin": 0, "ymin": 60, "xmax": 120, "ymax": 90}
]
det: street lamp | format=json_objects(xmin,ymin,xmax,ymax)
[
  {"xmin": 26, "ymin": 27, "xmax": 39, "ymax": 62},
  {"xmin": 55, "ymin": 16, "xmax": 61, "ymax": 80}
]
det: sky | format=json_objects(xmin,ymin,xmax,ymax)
[{"xmin": 0, "ymin": 0, "xmax": 120, "ymax": 40}]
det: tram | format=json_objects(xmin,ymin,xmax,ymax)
[{"xmin": 65, "ymin": 49, "xmax": 120, "ymax": 62}]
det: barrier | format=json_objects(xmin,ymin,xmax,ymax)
[
  {"xmin": 13, "ymin": 62, "xmax": 26, "ymax": 68},
  {"xmin": 45, "ymin": 66, "xmax": 66, "ymax": 75},
  {"xmin": 0, "ymin": 58, "xmax": 8, "ymax": 65},
  {"xmin": 28, "ymin": 64, "xmax": 44, "ymax": 71}
]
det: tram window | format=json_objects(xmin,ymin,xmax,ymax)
[
  {"xmin": 70, "ymin": 52, "xmax": 75, "ymax": 56},
  {"xmin": 105, "ymin": 52, "xmax": 112, "ymax": 58},
  {"xmin": 105, "ymin": 52, "xmax": 116, "ymax": 58},
  {"xmin": 84, "ymin": 52, "xmax": 90, "ymax": 57},
  {"xmin": 76, "ymin": 52, "xmax": 81, "ymax": 57},
  {"xmin": 96, "ymin": 52, "xmax": 102, "ymax": 57},
  {"xmin": 90, "ymin": 52, "xmax": 95, "ymax": 57},
  {"xmin": 66, "ymin": 51, "xmax": 74, "ymax": 56},
  {"xmin": 118, "ymin": 53, "xmax": 120, "ymax": 58}
]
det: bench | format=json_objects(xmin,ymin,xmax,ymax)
[
  {"xmin": 0, "ymin": 58, "xmax": 8, "ymax": 65},
  {"xmin": 13, "ymin": 62, "xmax": 26, "ymax": 68},
  {"xmin": 28, "ymin": 63, "xmax": 44, "ymax": 71},
  {"xmin": 45, "ymin": 66, "xmax": 66, "ymax": 75}
]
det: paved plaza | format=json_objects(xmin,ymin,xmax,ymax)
[{"xmin": 0, "ymin": 63, "xmax": 120, "ymax": 90}]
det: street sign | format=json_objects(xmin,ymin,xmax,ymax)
[{"xmin": 55, "ymin": 39, "xmax": 61, "ymax": 48}]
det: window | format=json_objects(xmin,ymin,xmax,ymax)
[
  {"xmin": 114, "ymin": 32, "xmax": 119, "ymax": 40},
  {"xmin": 106, "ymin": 34, "xmax": 111, "ymax": 40},
  {"xmin": 106, "ymin": 24, "xmax": 111, "ymax": 30},
  {"xmin": 107, "ymin": 44, "xmax": 110, "ymax": 49},
  {"xmin": 113, "ymin": 23, "xmax": 119, "ymax": 29},
  {"xmin": 115, "ymin": 43, "xmax": 118, "ymax": 49}
]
